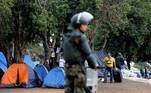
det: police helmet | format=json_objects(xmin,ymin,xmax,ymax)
[{"xmin": 69, "ymin": 12, "xmax": 94, "ymax": 29}]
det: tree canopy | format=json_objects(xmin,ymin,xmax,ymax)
[{"xmin": 0, "ymin": 0, "xmax": 150, "ymax": 64}]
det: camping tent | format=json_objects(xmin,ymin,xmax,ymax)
[
  {"xmin": 0, "ymin": 52, "xmax": 8, "ymax": 72},
  {"xmin": 43, "ymin": 67, "xmax": 65, "ymax": 88},
  {"xmin": 23, "ymin": 54, "xmax": 35, "ymax": 69},
  {"xmin": 0, "ymin": 52, "xmax": 8, "ymax": 80},
  {"xmin": 0, "ymin": 52, "xmax": 8, "ymax": 67},
  {"xmin": 0, "ymin": 63, "xmax": 7, "ymax": 73},
  {"xmin": 34, "ymin": 64, "xmax": 48, "ymax": 82},
  {"xmin": 0, "ymin": 63, "xmax": 40, "ymax": 88}
]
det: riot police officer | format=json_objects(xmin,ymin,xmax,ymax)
[{"xmin": 63, "ymin": 11, "xmax": 97, "ymax": 93}]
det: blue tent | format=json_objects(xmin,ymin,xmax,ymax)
[
  {"xmin": 0, "ymin": 52, "xmax": 8, "ymax": 77},
  {"xmin": 34, "ymin": 64, "xmax": 48, "ymax": 82},
  {"xmin": 0, "ymin": 52, "xmax": 7, "ymax": 67},
  {"xmin": 0, "ymin": 63, "xmax": 7, "ymax": 72},
  {"xmin": 23, "ymin": 54, "xmax": 35, "ymax": 69},
  {"xmin": 43, "ymin": 67, "xmax": 65, "ymax": 88},
  {"xmin": 23, "ymin": 64, "xmax": 40, "ymax": 88}
]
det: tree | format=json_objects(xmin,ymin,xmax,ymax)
[
  {"xmin": 94, "ymin": 0, "xmax": 151, "ymax": 61},
  {"xmin": 0, "ymin": 0, "xmax": 14, "ymax": 53},
  {"xmin": 127, "ymin": 0, "xmax": 151, "ymax": 61},
  {"xmin": 9, "ymin": 0, "xmax": 36, "ymax": 63},
  {"xmin": 94, "ymin": 0, "xmax": 130, "ymax": 51},
  {"xmin": 31, "ymin": 0, "xmax": 70, "ymax": 68}
]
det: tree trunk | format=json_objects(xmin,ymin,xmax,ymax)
[
  {"xmin": 88, "ymin": 28, "xmax": 97, "ymax": 50},
  {"xmin": 13, "ymin": 11, "xmax": 23, "ymax": 63},
  {"xmin": 102, "ymin": 38, "xmax": 107, "ymax": 50},
  {"xmin": 41, "ymin": 31, "xmax": 51, "ymax": 70}
]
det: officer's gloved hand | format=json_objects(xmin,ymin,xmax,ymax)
[{"xmin": 94, "ymin": 63, "xmax": 101, "ymax": 69}]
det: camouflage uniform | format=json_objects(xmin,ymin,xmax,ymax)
[
  {"xmin": 63, "ymin": 30, "xmax": 96, "ymax": 93},
  {"xmin": 65, "ymin": 64, "xmax": 86, "ymax": 93}
]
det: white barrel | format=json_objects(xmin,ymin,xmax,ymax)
[{"xmin": 86, "ymin": 67, "xmax": 98, "ymax": 93}]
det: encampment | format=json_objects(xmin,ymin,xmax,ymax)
[{"xmin": 0, "ymin": 63, "xmax": 40, "ymax": 88}]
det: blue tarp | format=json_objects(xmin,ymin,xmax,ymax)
[
  {"xmin": 43, "ymin": 67, "xmax": 65, "ymax": 88},
  {"xmin": 95, "ymin": 50, "xmax": 107, "ymax": 77},
  {"xmin": 34, "ymin": 64, "xmax": 48, "ymax": 82},
  {"xmin": 0, "ymin": 52, "xmax": 8, "ymax": 72},
  {"xmin": 95, "ymin": 50, "xmax": 107, "ymax": 66},
  {"xmin": 23, "ymin": 54, "xmax": 35, "ymax": 69}
]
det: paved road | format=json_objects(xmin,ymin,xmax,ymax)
[{"xmin": 0, "ymin": 80, "xmax": 151, "ymax": 93}]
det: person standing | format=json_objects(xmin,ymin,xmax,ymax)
[
  {"xmin": 59, "ymin": 55, "xmax": 65, "ymax": 68},
  {"xmin": 63, "ymin": 12, "xmax": 97, "ymax": 93},
  {"xmin": 126, "ymin": 54, "xmax": 133, "ymax": 70},
  {"xmin": 144, "ymin": 66, "xmax": 149, "ymax": 79},
  {"xmin": 140, "ymin": 66, "xmax": 145, "ymax": 78},
  {"xmin": 103, "ymin": 52, "xmax": 116, "ymax": 83},
  {"xmin": 115, "ymin": 52, "xmax": 125, "ymax": 70}
]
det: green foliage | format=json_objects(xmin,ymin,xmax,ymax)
[
  {"xmin": 0, "ymin": 0, "xmax": 150, "ymax": 62},
  {"xmin": 94, "ymin": 0, "xmax": 130, "ymax": 49},
  {"xmin": 0, "ymin": 0, "xmax": 14, "ymax": 33},
  {"xmin": 31, "ymin": 0, "xmax": 70, "ymax": 38},
  {"xmin": 94, "ymin": 0, "xmax": 151, "ymax": 61}
]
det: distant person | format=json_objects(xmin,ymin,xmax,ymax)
[
  {"xmin": 23, "ymin": 49, "xmax": 31, "ymax": 55},
  {"xmin": 49, "ymin": 49, "xmax": 55, "ymax": 69},
  {"xmin": 116, "ymin": 52, "xmax": 125, "ymax": 70},
  {"xmin": 126, "ymin": 54, "xmax": 133, "ymax": 70},
  {"xmin": 140, "ymin": 67, "xmax": 145, "ymax": 78},
  {"xmin": 104, "ymin": 52, "xmax": 116, "ymax": 83},
  {"xmin": 59, "ymin": 56, "xmax": 65, "ymax": 68},
  {"xmin": 144, "ymin": 66, "xmax": 149, "ymax": 79}
]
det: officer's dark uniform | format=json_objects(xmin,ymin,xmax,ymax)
[{"xmin": 63, "ymin": 12, "xmax": 97, "ymax": 93}]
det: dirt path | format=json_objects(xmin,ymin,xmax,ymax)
[
  {"xmin": 0, "ymin": 88, "xmax": 63, "ymax": 93},
  {"xmin": 0, "ymin": 80, "xmax": 151, "ymax": 93},
  {"xmin": 99, "ymin": 80, "xmax": 151, "ymax": 93}
]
